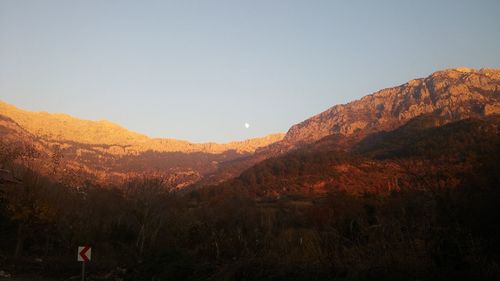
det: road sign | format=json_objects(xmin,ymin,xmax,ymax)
[{"xmin": 78, "ymin": 246, "xmax": 91, "ymax": 262}]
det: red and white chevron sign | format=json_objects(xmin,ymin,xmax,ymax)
[{"xmin": 77, "ymin": 246, "xmax": 91, "ymax": 262}]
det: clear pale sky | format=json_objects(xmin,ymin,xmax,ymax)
[{"xmin": 1, "ymin": 0, "xmax": 499, "ymax": 143}]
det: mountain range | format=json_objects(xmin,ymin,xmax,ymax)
[{"xmin": 1, "ymin": 67, "xmax": 499, "ymax": 191}]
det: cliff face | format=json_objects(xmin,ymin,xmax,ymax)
[{"xmin": 284, "ymin": 68, "xmax": 500, "ymax": 145}]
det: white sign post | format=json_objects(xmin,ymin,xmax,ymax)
[{"xmin": 78, "ymin": 246, "xmax": 91, "ymax": 281}]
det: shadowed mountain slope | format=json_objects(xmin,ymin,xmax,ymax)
[{"xmin": 215, "ymin": 115, "xmax": 499, "ymax": 197}]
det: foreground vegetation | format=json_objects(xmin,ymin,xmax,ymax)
[{"xmin": 0, "ymin": 168, "xmax": 499, "ymax": 281}]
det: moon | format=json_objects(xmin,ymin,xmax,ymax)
[{"xmin": 244, "ymin": 122, "xmax": 250, "ymax": 129}]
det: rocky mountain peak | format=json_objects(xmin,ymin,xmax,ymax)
[{"xmin": 284, "ymin": 68, "xmax": 500, "ymax": 145}]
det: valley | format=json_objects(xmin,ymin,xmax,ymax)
[{"xmin": 0, "ymin": 67, "xmax": 499, "ymax": 281}]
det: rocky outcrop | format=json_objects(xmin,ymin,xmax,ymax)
[{"xmin": 284, "ymin": 68, "xmax": 500, "ymax": 145}]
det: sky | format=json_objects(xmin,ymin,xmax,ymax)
[{"xmin": 1, "ymin": 0, "xmax": 499, "ymax": 143}]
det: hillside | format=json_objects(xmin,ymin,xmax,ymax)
[
  {"xmin": 0, "ymin": 104, "xmax": 283, "ymax": 187},
  {"xmin": 217, "ymin": 115, "xmax": 499, "ymax": 197}
]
